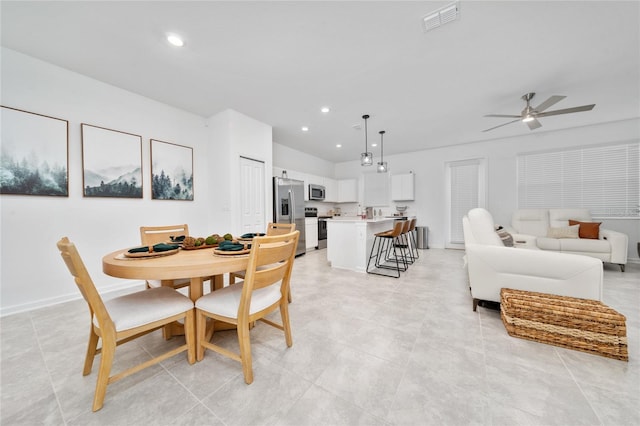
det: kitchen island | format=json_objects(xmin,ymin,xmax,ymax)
[{"xmin": 326, "ymin": 217, "xmax": 397, "ymax": 273}]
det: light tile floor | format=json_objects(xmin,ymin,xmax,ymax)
[{"xmin": 1, "ymin": 248, "xmax": 638, "ymax": 425}]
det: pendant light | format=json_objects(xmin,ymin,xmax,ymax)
[
  {"xmin": 377, "ymin": 130, "xmax": 388, "ymax": 173},
  {"xmin": 360, "ymin": 114, "xmax": 373, "ymax": 166}
]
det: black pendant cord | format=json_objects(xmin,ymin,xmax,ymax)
[
  {"xmin": 379, "ymin": 130, "xmax": 385, "ymax": 162},
  {"xmin": 363, "ymin": 114, "xmax": 369, "ymax": 152}
]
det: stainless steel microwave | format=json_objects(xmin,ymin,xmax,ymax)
[{"xmin": 309, "ymin": 184, "xmax": 325, "ymax": 201}]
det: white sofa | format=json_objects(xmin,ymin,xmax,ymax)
[
  {"xmin": 462, "ymin": 208, "xmax": 603, "ymax": 311},
  {"xmin": 507, "ymin": 209, "xmax": 628, "ymax": 271}
]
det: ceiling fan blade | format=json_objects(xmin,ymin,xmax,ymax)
[
  {"xmin": 535, "ymin": 104, "xmax": 595, "ymax": 118},
  {"xmin": 533, "ymin": 95, "xmax": 566, "ymax": 112},
  {"xmin": 526, "ymin": 117, "xmax": 542, "ymax": 130},
  {"xmin": 484, "ymin": 114, "xmax": 521, "ymax": 118},
  {"xmin": 482, "ymin": 119, "xmax": 521, "ymax": 132}
]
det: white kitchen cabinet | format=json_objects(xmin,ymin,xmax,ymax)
[
  {"xmin": 337, "ymin": 179, "xmax": 358, "ymax": 203},
  {"xmin": 323, "ymin": 177, "xmax": 338, "ymax": 202},
  {"xmin": 391, "ymin": 172, "xmax": 415, "ymax": 201},
  {"xmin": 305, "ymin": 217, "xmax": 318, "ymax": 249}
]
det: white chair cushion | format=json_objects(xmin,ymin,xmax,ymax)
[
  {"xmin": 196, "ymin": 281, "xmax": 282, "ymax": 319},
  {"xmin": 96, "ymin": 287, "xmax": 194, "ymax": 332}
]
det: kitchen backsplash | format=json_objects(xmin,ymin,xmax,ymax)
[{"xmin": 305, "ymin": 200, "xmax": 415, "ymax": 218}]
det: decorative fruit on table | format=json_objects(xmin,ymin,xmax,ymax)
[
  {"xmin": 181, "ymin": 233, "xmax": 235, "ymax": 249},
  {"xmin": 182, "ymin": 236, "xmax": 196, "ymax": 248}
]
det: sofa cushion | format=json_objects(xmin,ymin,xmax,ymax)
[
  {"xmin": 568, "ymin": 220, "xmax": 602, "ymax": 239},
  {"xmin": 549, "ymin": 209, "xmax": 591, "ymax": 227},
  {"xmin": 546, "ymin": 225, "xmax": 580, "ymax": 239},
  {"xmin": 495, "ymin": 226, "xmax": 514, "ymax": 247},
  {"xmin": 536, "ymin": 237, "xmax": 561, "ymax": 251},
  {"xmin": 559, "ymin": 238, "xmax": 610, "ymax": 253},
  {"xmin": 511, "ymin": 209, "xmax": 549, "ymax": 237}
]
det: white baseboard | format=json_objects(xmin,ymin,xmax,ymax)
[{"xmin": 0, "ymin": 280, "xmax": 146, "ymax": 318}]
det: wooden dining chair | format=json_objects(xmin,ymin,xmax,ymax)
[
  {"xmin": 229, "ymin": 222, "xmax": 296, "ymax": 289},
  {"xmin": 195, "ymin": 230, "xmax": 300, "ymax": 384},
  {"xmin": 56, "ymin": 237, "xmax": 196, "ymax": 411},
  {"xmin": 140, "ymin": 224, "xmax": 191, "ymax": 290}
]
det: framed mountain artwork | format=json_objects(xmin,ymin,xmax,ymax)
[
  {"xmin": 81, "ymin": 124, "xmax": 142, "ymax": 198},
  {"xmin": 150, "ymin": 139, "xmax": 193, "ymax": 200},
  {"xmin": 1, "ymin": 106, "xmax": 69, "ymax": 196}
]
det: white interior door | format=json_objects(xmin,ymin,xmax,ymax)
[
  {"xmin": 445, "ymin": 158, "xmax": 486, "ymax": 249},
  {"xmin": 239, "ymin": 157, "xmax": 265, "ymax": 234}
]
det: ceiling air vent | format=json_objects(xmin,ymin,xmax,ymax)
[{"xmin": 422, "ymin": 1, "xmax": 460, "ymax": 32}]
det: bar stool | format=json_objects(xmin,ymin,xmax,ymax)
[
  {"xmin": 366, "ymin": 220, "xmax": 408, "ymax": 278},
  {"xmin": 387, "ymin": 220, "xmax": 415, "ymax": 266},
  {"xmin": 408, "ymin": 218, "xmax": 419, "ymax": 261}
]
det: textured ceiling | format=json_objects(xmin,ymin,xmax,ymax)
[{"xmin": 2, "ymin": 1, "xmax": 639, "ymax": 162}]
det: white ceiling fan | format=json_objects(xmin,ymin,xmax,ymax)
[{"xmin": 482, "ymin": 92, "xmax": 595, "ymax": 132}]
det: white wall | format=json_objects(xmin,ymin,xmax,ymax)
[
  {"xmin": 334, "ymin": 118, "xmax": 640, "ymax": 259},
  {"xmin": 0, "ymin": 48, "xmax": 273, "ymax": 315},
  {"xmin": 205, "ymin": 109, "xmax": 273, "ymax": 231},
  {"xmin": 273, "ymin": 142, "xmax": 334, "ymax": 177}
]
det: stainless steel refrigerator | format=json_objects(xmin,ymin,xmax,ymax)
[{"xmin": 273, "ymin": 177, "xmax": 306, "ymax": 256}]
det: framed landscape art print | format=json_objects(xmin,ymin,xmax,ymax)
[
  {"xmin": 0, "ymin": 106, "xmax": 69, "ymax": 196},
  {"xmin": 150, "ymin": 139, "xmax": 194, "ymax": 200},
  {"xmin": 81, "ymin": 124, "xmax": 142, "ymax": 198}
]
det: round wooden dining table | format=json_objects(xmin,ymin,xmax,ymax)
[{"xmin": 102, "ymin": 246, "xmax": 250, "ymax": 302}]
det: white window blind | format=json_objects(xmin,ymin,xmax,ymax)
[
  {"xmin": 517, "ymin": 141, "xmax": 640, "ymax": 218},
  {"xmin": 449, "ymin": 160, "xmax": 481, "ymax": 244}
]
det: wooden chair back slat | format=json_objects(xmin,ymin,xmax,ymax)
[
  {"xmin": 140, "ymin": 224, "xmax": 189, "ymax": 246},
  {"xmin": 266, "ymin": 222, "xmax": 296, "ymax": 236},
  {"xmin": 240, "ymin": 230, "xmax": 299, "ymax": 306},
  {"xmin": 57, "ymin": 237, "xmax": 115, "ymax": 335}
]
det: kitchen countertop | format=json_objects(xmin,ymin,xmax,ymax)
[{"xmin": 325, "ymin": 216, "xmax": 396, "ymax": 223}]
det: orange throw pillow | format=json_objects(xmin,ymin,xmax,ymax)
[{"xmin": 568, "ymin": 220, "xmax": 602, "ymax": 239}]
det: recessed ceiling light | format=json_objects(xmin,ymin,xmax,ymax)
[
  {"xmin": 166, "ymin": 34, "xmax": 184, "ymax": 47},
  {"xmin": 372, "ymin": 143, "xmax": 378, "ymax": 147},
  {"xmin": 321, "ymin": 107, "xmax": 330, "ymax": 113},
  {"xmin": 336, "ymin": 144, "xmax": 342, "ymax": 148},
  {"xmin": 301, "ymin": 126, "xmax": 309, "ymax": 132}
]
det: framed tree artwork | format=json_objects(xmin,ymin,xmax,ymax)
[
  {"xmin": 150, "ymin": 139, "xmax": 194, "ymax": 200},
  {"xmin": 1, "ymin": 106, "xmax": 69, "ymax": 196},
  {"xmin": 81, "ymin": 124, "xmax": 143, "ymax": 198}
]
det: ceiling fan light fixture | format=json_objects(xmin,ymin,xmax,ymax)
[
  {"xmin": 360, "ymin": 114, "xmax": 373, "ymax": 166},
  {"xmin": 522, "ymin": 115, "xmax": 535, "ymax": 123}
]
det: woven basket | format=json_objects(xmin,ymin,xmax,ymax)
[{"xmin": 500, "ymin": 288, "xmax": 628, "ymax": 361}]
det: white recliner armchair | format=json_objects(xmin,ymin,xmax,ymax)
[{"xmin": 462, "ymin": 208, "xmax": 603, "ymax": 311}]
